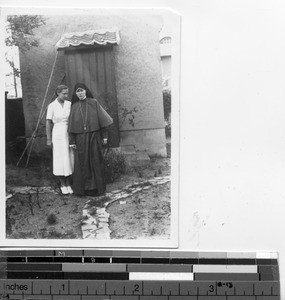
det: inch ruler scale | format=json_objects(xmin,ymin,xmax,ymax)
[{"xmin": 0, "ymin": 249, "xmax": 280, "ymax": 300}]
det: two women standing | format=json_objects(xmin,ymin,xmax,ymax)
[{"xmin": 46, "ymin": 83, "xmax": 113, "ymax": 196}]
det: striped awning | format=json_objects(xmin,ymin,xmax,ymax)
[{"xmin": 55, "ymin": 28, "xmax": 120, "ymax": 50}]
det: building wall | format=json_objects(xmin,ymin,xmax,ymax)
[
  {"xmin": 161, "ymin": 56, "xmax": 171, "ymax": 80},
  {"xmin": 19, "ymin": 14, "xmax": 166, "ymax": 157}
]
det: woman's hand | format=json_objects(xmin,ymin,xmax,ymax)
[
  {"xmin": 47, "ymin": 139, "xmax": 52, "ymax": 146},
  {"xmin": 69, "ymin": 144, "xmax": 77, "ymax": 150},
  {"xmin": 102, "ymin": 138, "xmax": 108, "ymax": 146}
]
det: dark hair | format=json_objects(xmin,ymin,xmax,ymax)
[
  {"xmin": 71, "ymin": 83, "xmax": 94, "ymax": 105},
  {"xmin": 55, "ymin": 84, "xmax": 68, "ymax": 96}
]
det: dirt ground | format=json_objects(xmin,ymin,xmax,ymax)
[
  {"xmin": 107, "ymin": 182, "xmax": 171, "ymax": 239},
  {"xmin": 6, "ymin": 152, "xmax": 171, "ymax": 240}
]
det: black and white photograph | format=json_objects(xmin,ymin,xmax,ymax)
[{"xmin": 1, "ymin": 7, "xmax": 180, "ymax": 247}]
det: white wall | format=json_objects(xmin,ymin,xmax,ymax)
[
  {"xmin": 1, "ymin": 0, "xmax": 285, "ymax": 295},
  {"xmin": 179, "ymin": 0, "xmax": 285, "ymax": 293}
]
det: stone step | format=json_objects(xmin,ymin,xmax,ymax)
[
  {"xmin": 135, "ymin": 150, "xmax": 151, "ymax": 165},
  {"xmin": 121, "ymin": 144, "xmax": 136, "ymax": 154},
  {"xmin": 121, "ymin": 145, "xmax": 151, "ymax": 167}
]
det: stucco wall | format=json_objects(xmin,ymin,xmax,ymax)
[
  {"xmin": 161, "ymin": 56, "xmax": 171, "ymax": 79},
  {"xmin": 20, "ymin": 14, "xmax": 166, "ymax": 156}
]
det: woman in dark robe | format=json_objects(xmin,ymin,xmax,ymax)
[{"xmin": 68, "ymin": 83, "xmax": 113, "ymax": 196}]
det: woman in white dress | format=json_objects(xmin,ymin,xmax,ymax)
[{"xmin": 46, "ymin": 85, "xmax": 74, "ymax": 195}]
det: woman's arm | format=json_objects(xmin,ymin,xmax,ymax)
[
  {"xmin": 69, "ymin": 133, "xmax": 77, "ymax": 149},
  {"xmin": 101, "ymin": 127, "xmax": 108, "ymax": 145},
  {"xmin": 46, "ymin": 119, "xmax": 53, "ymax": 146}
]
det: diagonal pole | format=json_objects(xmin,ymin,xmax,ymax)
[
  {"xmin": 16, "ymin": 49, "xmax": 59, "ymax": 167},
  {"xmin": 24, "ymin": 50, "xmax": 59, "ymax": 168},
  {"xmin": 16, "ymin": 27, "xmax": 66, "ymax": 167}
]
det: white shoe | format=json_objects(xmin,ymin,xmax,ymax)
[
  {"xmin": 61, "ymin": 186, "xmax": 69, "ymax": 195},
  {"xmin": 66, "ymin": 186, "xmax": 74, "ymax": 194}
]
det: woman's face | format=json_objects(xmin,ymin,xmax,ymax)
[
  {"xmin": 76, "ymin": 88, "xmax": 87, "ymax": 100},
  {"xmin": 58, "ymin": 89, "xmax": 69, "ymax": 101}
]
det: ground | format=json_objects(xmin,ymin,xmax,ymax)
[
  {"xmin": 5, "ymin": 151, "xmax": 171, "ymax": 240},
  {"xmin": 108, "ymin": 182, "xmax": 171, "ymax": 240}
]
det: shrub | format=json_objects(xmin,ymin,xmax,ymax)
[
  {"xmin": 118, "ymin": 106, "xmax": 138, "ymax": 128},
  {"xmin": 104, "ymin": 149, "xmax": 127, "ymax": 183}
]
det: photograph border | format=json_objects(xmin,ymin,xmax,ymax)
[{"xmin": 0, "ymin": 5, "xmax": 181, "ymax": 248}]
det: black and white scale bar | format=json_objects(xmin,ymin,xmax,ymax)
[
  {"xmin": 1, "ymin": 272, "xmax": 129, "ymax": 280},
  {"xmin": 0, "ymin": 271, "xmax": 278, "ymax": 281},
  {"xmin": 1, "ymin": 257, "xmax": 278, "ymax": 264},
  {"xmin": 0, "ymin": 255, "xmax": 279, "ymax": 265}
]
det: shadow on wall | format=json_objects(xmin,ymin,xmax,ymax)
[{"xmin": 5, "ymin": 93, "xmax": 26, "ymax": 164}]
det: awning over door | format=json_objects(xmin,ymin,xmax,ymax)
[{"xmin": 55, "ymin": 28, "xmax": 120, "ymax": 50}]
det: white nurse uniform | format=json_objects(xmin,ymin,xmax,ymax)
[{"xmin": 46, "ymin": 99, "xmax": 74, "ymax": 176}]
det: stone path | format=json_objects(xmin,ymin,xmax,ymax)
[
  {"xmin": 6, "ymin": 175, "xmax": 171, "ymax": 240},
  {"xmin": 81, "ymin": 176, "xmax": 170, "ymax": 239}
]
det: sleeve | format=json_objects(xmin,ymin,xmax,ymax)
[
  {"xmin": 100, "ymin": 127, "xmax": 108, "ymax": 139},
  {"xmin": 69, "ymin": 132, "xmax": 76, "ymax": 145},
  {"xmin": 46, "ymin": 103, "xmax": 53, "ymax": 121}
]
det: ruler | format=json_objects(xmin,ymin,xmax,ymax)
[{"xmin": 0, "ymin": 249, "xmax": 280, "ymax": 299}]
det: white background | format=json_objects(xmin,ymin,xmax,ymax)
[{"xmin": 1, "ymin": 0, "xmax": 285, "ymax": 295}]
